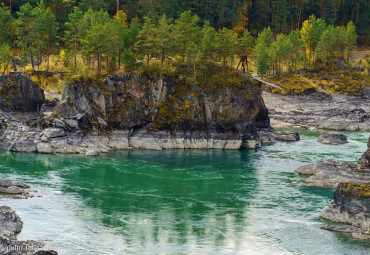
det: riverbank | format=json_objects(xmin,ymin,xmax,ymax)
[
  {"xmin": 263, "ymin": 91, "xmax": 370, "ymax": 131},
  {"xmin": 1, "ymin": 131, "xmax": 369, "ymax": 254}
]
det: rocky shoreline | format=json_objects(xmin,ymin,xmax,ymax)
[
  {"xmin": 294, "ymin": 136, "xmax": 370, "ymax": 240},
  {"xmin": 263, "ymin": 91, "xmax": 370, "ymax": 131},
  {"xmin": 0, "ymin": 186, "xmax": 57, "ymax": 255},
  {"xmin": 0, "ymin": 72, "xmax": 302, "ymax": 155}
]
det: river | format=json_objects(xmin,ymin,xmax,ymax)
[{"xmin": 1, "ymin": 130, "xmax": 369, "ymax": 254}]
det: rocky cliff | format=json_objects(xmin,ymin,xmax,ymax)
[
  {"xmin": 0, "ymin": 71, "xmax": 277, "ymax": 154},
  {"xmin": 0, "ymin": 72, "xmax": 45, "ymax": 112}
]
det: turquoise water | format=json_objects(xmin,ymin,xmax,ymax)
[{"xmin": 0, "ymin": 131, "xmax": 369, "ymax": 254}]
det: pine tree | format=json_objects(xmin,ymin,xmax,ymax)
[
  {"xmin": 64, "ymin": 7, "xmax": 84, "ymax": 71},
  {"xmin": 113, "ymin": 10, "xmax": 128, "ymax": 68},
  {"xmin": 344, "ymin": 21, "xmax": 357, "ymax": 62},
  {"xmin": 316, "ymin": 25, "xmax": 335, "ymax": 72},
  {"xmin": 174, "ymin": 11, "xmax": 200, "ymax": 63},
  {"xmin": 300, "ymin": 15, "xmax": 325, "ymax": 67},
  {"xmin": 38, "ymin": 3, "xmax": 59, "ymax": 70},
  {"xmin": 199, "ymin": 21, "xmax": 216, "ymax": 63},
  {"xmin": 287, "ymin": 29, "xmax": 304, "ymax": 72},
  {"xmin": 253, "ymin": 39, "xmax": 269, "ymax": 77},
  {"xmin": 0, "ymin": 43, "xmax": 12, "ymax": 74},
  {"xmin": 0, "ymin": 4, "xmax": 13, "ymax": 45},
  {"xmin": 135, "ymin": 17, "xmax": 156, "ymax": 67},
  {"xmin": 215, "ymin": 27, "xmax": 238, "ymax": 71},
  {"xmin": 153, "ymin": 15, "xmax": 174, "ymax": 69},
  {"xmin": 15, "ymin": 3, "xmax": 41, "ymax": 70}
]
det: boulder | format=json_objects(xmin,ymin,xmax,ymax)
[
  {"xmin": 317, "ymin": 132, "xmax": 348, "ymax": 145},
  {"xmin": 41, "ymin": 128, "xmax": 65, "ymax": 139},
  {"xmin": 8, "ymin": 140, "xmax": 38, "ymax": 153},
  {"xmin": 86, "ymin": 150, "xmax": 99, "ymax": 156},
  {"xmin": 273, "ymin": 131, "xmax": 300, "ymax": 141},
  {"xmin": 0, "ymin": 206, "xmax": 23, "ymax": 239},
  {"xmin": 36, "ymin": 142, "xmax": 53, "ymax": 154}
]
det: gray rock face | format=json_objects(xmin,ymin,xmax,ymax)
[
  {"xmin": 0, "ymin": 72, "xmax": 45, "ymax": 112},
  {"xmin": 263, "ymin": 91, "xmax": 370, "ymax": 131},
  {"xmin": 320, "ymin": 182, "xmax": 370, "ymax": 240},
  {"xmin": 0, "ymin": 206, "xmax": 23, "ymax": 239},
  {"xmin": 294, "ymin": 158, "xmax": 370, "ymax": 188},
  {"xmin": 317, "ymin": 132, "xmax": 348, "ymax": 145}
]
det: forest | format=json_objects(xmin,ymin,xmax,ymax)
[{"xmin": 0, "ymin": 0, "xmax": 367, "ymax": 82}]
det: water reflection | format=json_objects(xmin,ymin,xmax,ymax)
[{"xmin": 0, "ymin": 150, "xmax": 260, "ymax": 253}]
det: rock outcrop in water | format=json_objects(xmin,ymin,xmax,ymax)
[
  {"xmin": 0, "ymin": 206, "xmax": 58, "ymax": 254},
  {"xmin": 317, "ymin": 132, "xmax": 348, "ymax": 145},
  {"xmin": 295, "ymin": 136, "xmax": 370, "ymax": 240},
  {"xmin": 294, "ymin": 136, "xmax": 370, "ymax": 188},
  {"xmin": 320, "ymin": 182, "xmax": 370, "ymax": 241},
  {"xmin": 0, "ymin": 178, "xmax": 32, "ymax": 199},
  {"xmin": 0, "ymin": 71, "xmax": 287, "ymax": 154}
]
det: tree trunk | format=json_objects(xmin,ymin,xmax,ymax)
[
  {"xmin": 193, "ymin": 62, "xmax": 196, "ymax": 83},
  {"xmin": 29, "ymin": 48, "xmax": 35, "ymax": 70},
  {"xmin": 347, "ymin": 49, "xmax": 350, "ymax": 62},
  {"xmin": 74, "ymin": 34, "xmax": 77, "ymax": 71},
  {"xmin": 161, "ymin": 49, "xmax": 165, "ymax": 69},
  {"xmin": 297, "ymin": 0, "xmax": 304, "ymax": 29},
  {"xmin": 47, "ymin": 53, "xmax": 50, "ymax": 71},
  {"xmin": 118, "ymin": 49, "xmax": 121, "ymax": 68},
  {"xmin": 117, "ymin": 0, "xmax": 119, "ymax": 14},
  {"xmin": 106, "ymin": 54, "xmax": 109, "ymax": 71},
  {"xmin": 9, "ymin": 0, "xmax": 12, "ymax": 14},
  {"xmin": 147, "ymin": 54, "xmax": 150, "ymax": 67}
]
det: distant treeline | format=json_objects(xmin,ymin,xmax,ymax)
[
  {"xmin": 0, "ymin": 1, "xmax": 359, "ymax": 78},
  {"xmin": 2, "ymin": 0, "xmax": 369, "ymax": 37}
]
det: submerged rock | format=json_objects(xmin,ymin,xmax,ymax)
[
  {"xmin": 317, "ymin": 132, "xmax": 348, "ymax": 145},
  {"xmin": 320, "ymin": 182, "xmax": 370, "ymax": 241}
]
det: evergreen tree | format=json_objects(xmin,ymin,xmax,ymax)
[
  {"xmin": 253, "ymin": 39, "xmax": 269, "ymax": 77},
  {"xmin": 135, "ymin": 17, "xmax": 156, "ymax": 67},
  {"xmin": 287, "ymin": 29, "xmax": 304, "ymax": 72},
  {"xmin": 344, "ymin": 21, "xmax": 357, "ymax": 62},
  {"xmin": 0, "ymin": 4, "xmax": 14, "ymax": 45},
  {"xmin": 316, "ymin": 25, "xmax": 336, "ymax": 71},
  {"xmin": 300, "ymin": 15, "xmax": 325, "ymax": 67},
  {"xmin": 15, "ymin": 3, "xmax": 41, "ymax": 70},
  {"xmin": 38, "ymin": 3, "xmax": 59, "ymax": 70},
  {"xmin": 0, "ymin": 43, "xmax": 12, "ymax": 74},
  {"xmin": 199, "ymin": 21, "xmax": 216, "ymax": 63},
  {"xmin": 153, "ymin": 15, "xmax": 174, "ymax": 69},
  {"xmin": 174, "ymin": 11, "xmax": 200, "ymax": 63},
  {"xmin": 215, "ymin": 27, "xmax": 238, "ymax": 71},
  {"xmin": 64, "ymin": 7, "xmax": 84, "ymax": 71}
]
